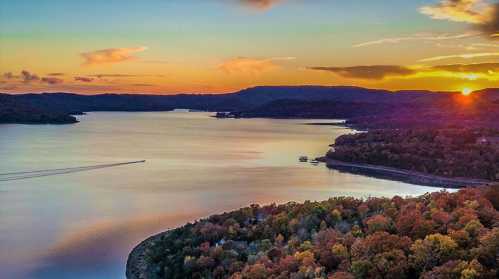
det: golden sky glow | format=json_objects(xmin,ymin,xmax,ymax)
[{"xmin": 0, "ymin": 0, "xmax": 498, "ymax": 94}]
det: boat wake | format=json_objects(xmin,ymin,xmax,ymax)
[{"xmin": 0, "ymin": 161, "xmax": 146, "ymax": 182}]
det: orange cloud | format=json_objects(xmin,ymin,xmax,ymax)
[
  {"xmin": 80, "ymin": 47, "xmax": 148, "ymax": 66},
  {"xmin": 219, "ymin": 57, "xmax": 294, "ymax": 74},
  {"xmin": 74, "ymin": 76, "xmax": 94, "ymax": 82},
  {"xmin": 1, "ymin": 70, "xmax": 64, "ymax": 86},
  {"xmin": 239, "ymin": 0, "xmax": 283, "ymax": 10},
  {"xmin": 21, "ymin": 70, "xmax": 40, "ymax": 83},
  {"xmin": 420, "ymin": 0, "xmax": 491, "ymax": 23}
]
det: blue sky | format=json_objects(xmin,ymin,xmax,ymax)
[{"xmin": 0, "ymin": 0, "xmax": 498, "ymax": 93}]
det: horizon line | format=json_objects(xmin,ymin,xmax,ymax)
[{"xmin": 2, "ymin": 85, "xmax": 498, "ymax": 96}]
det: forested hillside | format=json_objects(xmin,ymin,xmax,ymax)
[
  {"xmin": 130, "ymin": 187, "xmax": 499, "ymax": 279},
  {"xmin": 327, "ymin": 129, "xmax": 499, "ymax": 181}
]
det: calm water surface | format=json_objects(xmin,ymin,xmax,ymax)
[{"xmin": 0, "ymin": 111, "xmax": 442, "ymax": 279}]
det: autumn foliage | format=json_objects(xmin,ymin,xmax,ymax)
[
  {"xmin": 328, "ymin": 129, "xmax": 499, "ymax": 181},
  {"xmin": 143, "ymin": 187, "xmax": 499, "ymax": 278}
]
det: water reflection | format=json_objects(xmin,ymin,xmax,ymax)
[
  {"xmin": 31, "ymin": 212, "xmax": 201, "ymax": 279},
  {"xmin": 0, "ymin": 111, "xmax": 441, "ymax": 279}
]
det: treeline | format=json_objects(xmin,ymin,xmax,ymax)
[
  {"xmin": 327, "ymin": 129, "xmax": 499, "ymax": 181},
  {"xmin": 3, "ymin": 86, "xmax": 498, "ymax": 125},
  {"xmin": 0, "ymin": 94, "xmax": 78, "ymax": 124},
  {"xmin": 231, "ymin": 100, "xmax": 397, "ymax": 119},
  {"xmin": 345, "ymin": 97, "xmax": 499, "ymax": 130},
  {"xmin": 138, "ymin": 187, "xmax": 499, "ymax": 279}
]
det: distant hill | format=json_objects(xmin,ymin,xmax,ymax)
[
  {"xmin": 1, "ymin": 86, "xmax": 498, "ymax": 125},
  {"xmin": 232, "ymin": 86, "xmax": 456, "ymax": 106},
  {"xmin": 0, "ymin": 94, "xmax": 78, "ymax": 124},
  {"xmin": 231, "ymin": 87, "xmax": 499, "ymax": 129},
  {"xmin": 232, "ymin": 99, "xmax": 397, "ymax": 119}
]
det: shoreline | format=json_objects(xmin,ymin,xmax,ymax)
[
  {"xmin": 325, "ymin": 158, "xmax": 491, "ymax": 188},
  {"xmin": 126, "ymin": 232, "xmax": 166, "ymax": 279}
]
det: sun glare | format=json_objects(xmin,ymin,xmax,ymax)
[{"xmin": 461, "ymin": 88, "xmax": 472, "ymax": 96}]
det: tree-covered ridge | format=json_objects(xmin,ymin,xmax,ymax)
[
  {"xmin": 142, "ymin": 187, "xmax": 499, "ymax": 279},
  {"xmin": 327, "ymin": 129, "xmax": 499, "ymax": 181},
  {"xmin": 0, "ymin": 94, "xmax": 78, "ymax": 124}
]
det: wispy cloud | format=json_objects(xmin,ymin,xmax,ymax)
[
  {"xmin": 419, "ymin": 51, "xmax": 499, "ymax": 62},
  {"xmin": 239, "ymin": 0, "xmax": 283, "ymax": 11},
  {"xmin": 219, "ymin": 56, "xmax": 294, "ymax": 74},
  {"xmin": 431, "ymin": 62, "xmax": 499, "ymax": 73},
  {"xmin": 80, "ymin": 47, "xmax": 148, "ymax": 66},
  {"xmin": 420, "ymin": 0, "xmax": 491, "ymax": 24},
  {"xmin": 470, "ymin": 42, "xmax": 499, "ymax": 48},
  {"xmin": 131, "ymin": 83, "xmax": 154, "ymax": 87},
  {"xmin": 353, "ymin": 32, "xmax": 480, "ymax": 47},
  {"xmin": 40, "ymin": 77, "xmax": 64, "ymax": 85},
  {"xmin": 91, "ymin": 74, "xmax": 130, "ymax": 78},
  {"xmin": 41, "ymin": 77, "xmax": 64, "ymax": 85},
  {"xmin": 2, "ymin": 70, "xmax": 64, "ymax": 86},
  {"xmin": 308, "ymin": 65, "xmax": 416, "ymax": 80},
  {"xmin": 48, "ymin": 73, "xmax": 65, "ymax": 76},
  {"xmin": 21, "ymin": 70, "xmax": 40, "ymax": 83},
  {"xmin": 420, "ymin": 0, "xmax": 499, "ymax": 39},
  {"xmin": 88, "ymin": 74, "xmax": 145, "ymax": 78},
  {"xmin": 74, "ymin": 76, "xmax": 94, "ymax": 82},
  {"xmin": 434, "ymin": 41, "xmax": 499, "ymax": 50},
  {"xmin": 309, "ymin": 62, "xmax": 499, "ymax": 81},
  {"xmin": 3, "ymin": 72, "xmax": 19, "ymax": 79}
]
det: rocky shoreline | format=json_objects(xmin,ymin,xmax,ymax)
[
  {"xmin": 126, "ymin": 232, "xmax": 167, "ymax": 279},
  {"xmin": 325, "ymin": 159, "xmax": 491, "ymax": 188}
]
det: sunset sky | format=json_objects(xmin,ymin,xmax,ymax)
[{"xmin": 0, "ymin": 0, "xmax": 498, "ymax": 94}]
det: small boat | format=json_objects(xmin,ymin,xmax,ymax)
[
  {"xmin": 310, "ymin": 160, "xmax": 320, "ymax": 165},
  {"xmin": 299, "ymin": 156, "xmax": 308, "ymax": 162}
]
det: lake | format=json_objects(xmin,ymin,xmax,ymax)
[{"xmin": 0, "ymin": 111, "xmax": 442, "ymax": 279}]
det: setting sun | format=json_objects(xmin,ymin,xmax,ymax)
[{"xmin": 461, "ymin": 88, "xmax": 473, "ymax": 96}]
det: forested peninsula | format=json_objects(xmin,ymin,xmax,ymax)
[
  {"xmin": 326, "ymin": 129, "xmax": 499, "ymax": 184},
  {"xmin": 127, "ymin": 187, "xmax": 499, "ymax": 279}
]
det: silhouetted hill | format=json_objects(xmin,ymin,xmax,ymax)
[
  {"xmin": 234, "ymin": 99, "xmax": 396, "ymax": 119},
  {"xmin": 473, "ymin": 88, "xmax": 499, "ymax": 101},
  {"xmin": 218, "ymin": 87, "xmax": 498, "ymax": 129},
  {"xmin": 232, "ymin": 86, "xmax": 453, "ymax": 106},
  {"xmin": 0, "ymin": 94, "xmax": 78, "ymax": 124},
  {"xmin": 1, "ymin": 86, "xmax": 498, "ymax": 125}
]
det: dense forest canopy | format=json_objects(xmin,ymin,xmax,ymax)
[
  {"xmin": 327, "ymin": 129, "xmax": 499, "ymax": 181},
  {"xmin": 134, "ymin": 187, "xmax": 499, "ymax": 279}
]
